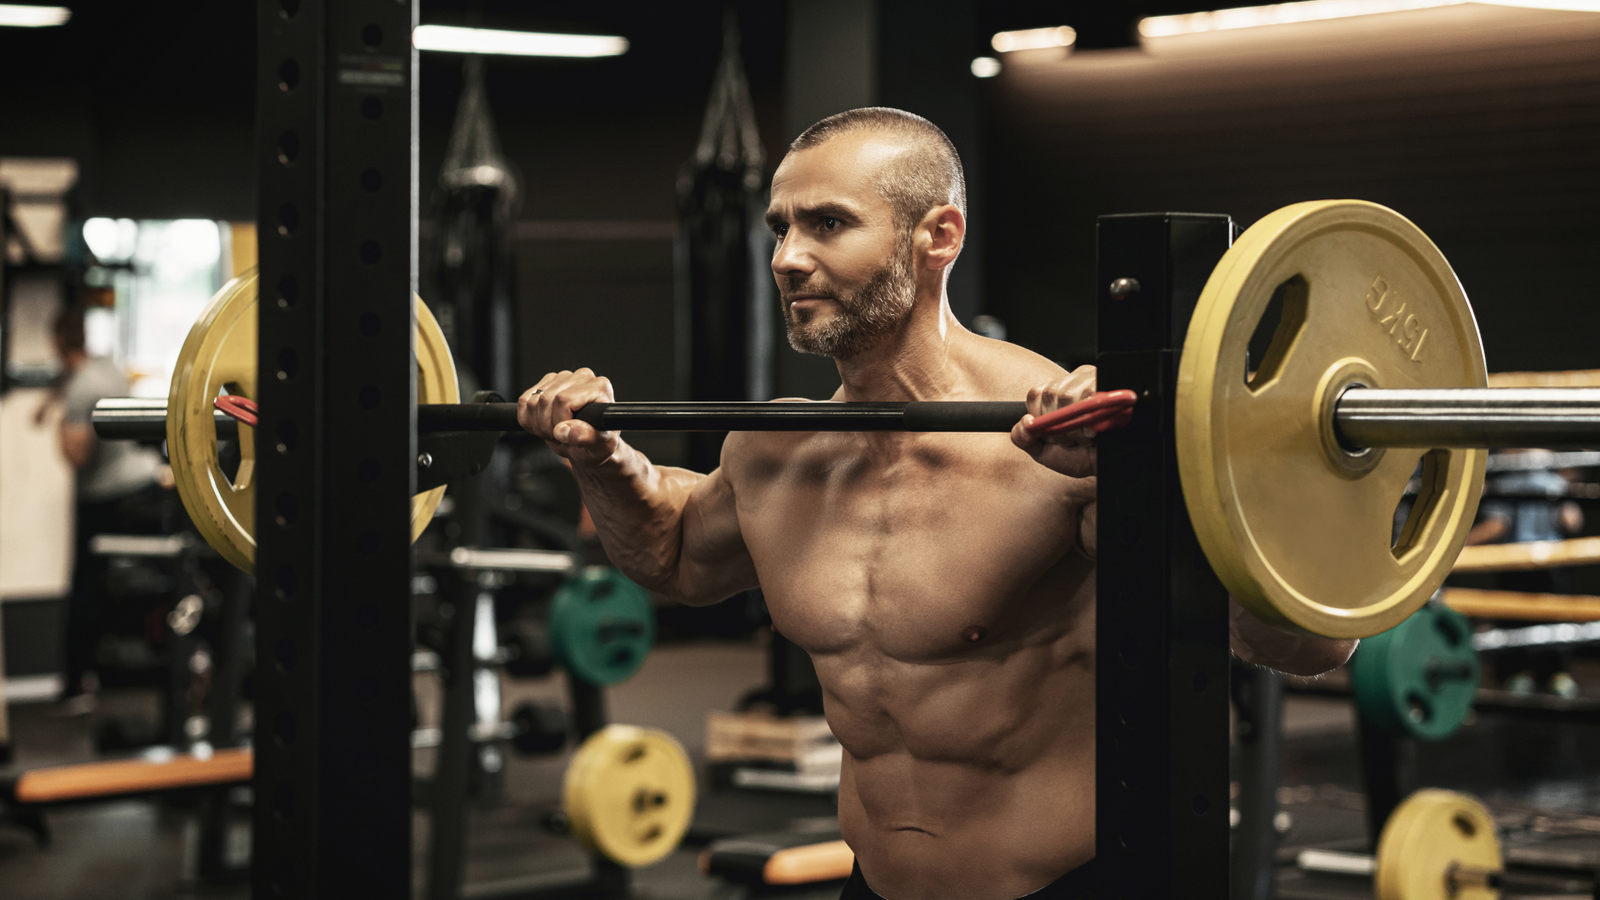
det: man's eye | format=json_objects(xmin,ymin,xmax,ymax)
[
  {"xmin": 821, "ymin": 217, "xmax": 840, "ymax": 231},
  {"xmin": 772, "ymin": 224, "xmax": 789, "ymax": 239}
]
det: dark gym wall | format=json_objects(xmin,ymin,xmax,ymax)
[
  {"xmin": 985, "ymin": 3, "xmax": 1600, "ymax": 372},
  {"xmin": 0, "ymin": 2, "xmax": 257, "ymax": 219}
]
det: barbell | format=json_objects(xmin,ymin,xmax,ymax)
[{"xmin": 93, "ymin": 200, "xmax": 1600, "ymax": 639}]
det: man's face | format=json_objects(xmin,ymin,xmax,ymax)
[{"xmin": 766, "ymin": 135, "xmax": 917, "ymax": 359}]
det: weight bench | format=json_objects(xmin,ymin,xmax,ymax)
[
  {"xmin": 701, "ymin": 830, "xmax": 855, "ymax": 886},
  {"xmin": 0, "ymin": 747, "xmax": 252, "ymax": 845}
]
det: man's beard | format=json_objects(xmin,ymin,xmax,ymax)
[{"xmin": 782, "ymin": 240, "xmax": 916, "ymax": 359}]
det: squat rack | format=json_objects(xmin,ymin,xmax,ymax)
[{"xmin": 246, "ymin": 2, "xmax": 1248, "ymax": 897}]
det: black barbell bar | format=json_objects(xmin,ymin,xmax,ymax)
[{"xmin": 92, "ymin": 388, "xmax": 1600, "ymax": 448}]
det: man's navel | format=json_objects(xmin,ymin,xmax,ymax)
[{"xmin": 962, "ymin": 625, "xmax": 989, "ymax": 643}]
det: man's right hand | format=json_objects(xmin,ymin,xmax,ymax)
[{"xmin": 518, "ymin": 368, "xmax": 621, "ymax": 467}]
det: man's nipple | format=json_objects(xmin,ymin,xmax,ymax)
[{"xmin": 962, "ymin": 625, "xmax": 988, "ymax": 643}]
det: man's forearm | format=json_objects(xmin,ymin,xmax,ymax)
[
  {"xmin": 570, "ymin": 439, "xmax": 703, "ymax": 593},
  {"xmin": 1229, "ymin": 598, "xmax": 1357, "ymax": 677}
]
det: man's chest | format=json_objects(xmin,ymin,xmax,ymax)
[{"xmin": 729, "ymin": 434, "xmax": 1090, "ymax": 657}]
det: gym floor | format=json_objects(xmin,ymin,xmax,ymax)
[{"xmin": 2, "ymin": 641, "xmax": 1598, "ymax": 899}]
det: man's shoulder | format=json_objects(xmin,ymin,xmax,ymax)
[{"xmin": 967, "ymin": 334, "xmax": 1071, "ymax": 394}]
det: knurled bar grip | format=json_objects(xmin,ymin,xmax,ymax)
[
  {"xmin": 578, "ymin": 401, "xmax": 1030, "ymax": 432},
  {"xmin": 417, "ymin": 401, "xmax": 1031, "ymax": 432}
]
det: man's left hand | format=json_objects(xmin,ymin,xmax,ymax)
[{"xmin": 1011, "ymin": 366, "xmax": 1098, "ymax": 479}]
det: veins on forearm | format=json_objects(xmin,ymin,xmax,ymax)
[{"xmin": 571, "ymin": 442, "xmax": 695, "ymax": 593}]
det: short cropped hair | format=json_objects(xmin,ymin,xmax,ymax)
[{"xmin": 790, "ymin": 108, "xmax": 966, "ymax": 234}]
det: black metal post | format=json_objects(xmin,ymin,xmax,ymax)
[
  {"xmin": 199, "ymin": 569, "xmax": 250, "ymax": 881},
  {"xmin": 1096, "ymin": 213, "xmax": 1234, "ymax": 900},
  {"xmin": 426, "ymin": 474, "xmax": 492, "ymax": 900},
  {"xmin": 1231, "ymin": 662, "xmax": 1285, "ymax": 900},
  {"xmin": 1358, "ymin": 715, "xmax": 1403, "ymax": 851},
  {"xmin": 426, "ymin": 579, "xmax": 481, "ymax": 900},
  {"xmin": 254, "ymin": 0, "xmax": 417, "ymax": 895}
]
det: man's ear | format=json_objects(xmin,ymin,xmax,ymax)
[{"xmin": 921, "ymin": 204, "xmax": 965, "ymax": 271}]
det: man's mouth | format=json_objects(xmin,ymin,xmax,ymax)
[{"xmin": 785, "ymin": 294, "xmax": 833, "ymax": 308}]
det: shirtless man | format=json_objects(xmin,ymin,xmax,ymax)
[{"xmin": 519, "ymin": 109, "xmax": 1356, "ymax": 900}]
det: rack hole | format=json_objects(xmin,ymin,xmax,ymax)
[
  {"xmin": 273, "ymin": 711, "xmax": 296, "ymax": 745},
  {"xmin": 274, "ymin": 638, "xmax": 297, "ymax": 672},
  {"xmin": 276, "ymin": 491, "xmax": 297, "ymax": 526},
  {"xmin": 274, "ymin": 565, "xmax": 296, "ymax": 599},
  {"xmin": 278, "ymin": 59, "xmax": 299, "ymax": 92},
  {"xmin": 277, "ymin": 203, "xmax": 298, "ymax": 237},
  {"xmin": 361, "ymin": 96, "xmax": 382, "ymax": 120},
  {"xmin": 277, "ymin": 131, "xmax": 299, "ymax": 165}
]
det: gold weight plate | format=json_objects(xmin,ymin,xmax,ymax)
[
  {"xmin": 1375, "ymin": 789, "xmax": 1502, "ymax": 900},
  {"xmin": 1176, "ymin": 200, "xmax": 1487, "ymax": 639},
  {"xmin": 167, "ymin": 267, "xmax": 458, "ymax": 572},
  {"xmin": 563, "ymin": 724, "xmax": 696, "ymax": 867}
]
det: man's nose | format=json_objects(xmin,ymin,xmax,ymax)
[{"xmin": 771, "ymin": 233, "xmax": 813, "ymax": 280}]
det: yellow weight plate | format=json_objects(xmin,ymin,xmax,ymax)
[
  {"xmin": 1375, "ymin": 789, "xmax": 1502, "ymax": 900},
  {"xmin": 168, "ymin": 271, "xmax": 259, "ymax": 572},
  {"xmin": 563, "ymin": 724, "xmax": 696, "ymax": 867},
  {"xmin": 1176, "ymin": 200, "xmax": 1487, "ymax": 639},
  {"xmin": 167, "ymin": 267, "xmax": 458, "ymax": 572},
  {"xmin": 413, "ymin": 297, "xmax": 457, "ymax": 534}
]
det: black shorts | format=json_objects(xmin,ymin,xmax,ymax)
[{"xmin": 839, "ymin": 859, "xmax": 1098, "ymax": 900}]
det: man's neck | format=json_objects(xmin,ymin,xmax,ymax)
[{"xmin": 832, "ymin": 292, "xmax": 970, "ymax": 402}]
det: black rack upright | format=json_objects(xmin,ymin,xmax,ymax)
[
  {"xmin": 1095, "ymin": 213, "xmax": 1235, "ymax": 900},
  {"xmin": 254, "ymin": 0, "xmax": 419, "ymax": 894}
]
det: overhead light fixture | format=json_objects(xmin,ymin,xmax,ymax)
[
  {"xmin": 990, "ymin": 25, "xmax": 1077, "ymax": 52},
  {"xmin": 412, "ymin": 25, "xmax": 628, "ymax": 58},
  {"xmin": 0, "ymin": 4, "xmax": 71, "ymax": 27},
  {"xmin": 970, "ymin": 56, "xmax": 1002, "ymax": 78},
  {"xmin": 1139, "ymin": 0, "xmax": 1600, "ymax": 37}
]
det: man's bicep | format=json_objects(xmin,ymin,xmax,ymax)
[{"xmin": 677, "ymin": 467, "xmax": 758, "ymax": 605}]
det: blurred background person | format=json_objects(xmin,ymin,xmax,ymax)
[{"xmin": 33, "ymin": 302, "xmax": 168, "ymax": 715}]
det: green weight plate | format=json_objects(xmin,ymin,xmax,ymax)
[
  {"xmin": 1352, "ymin": 602, "xmax": 1479, "ymax": 741},
  {"xmin": 550, "ymin": 567, "xmax": 655, "ymax": 686}
]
